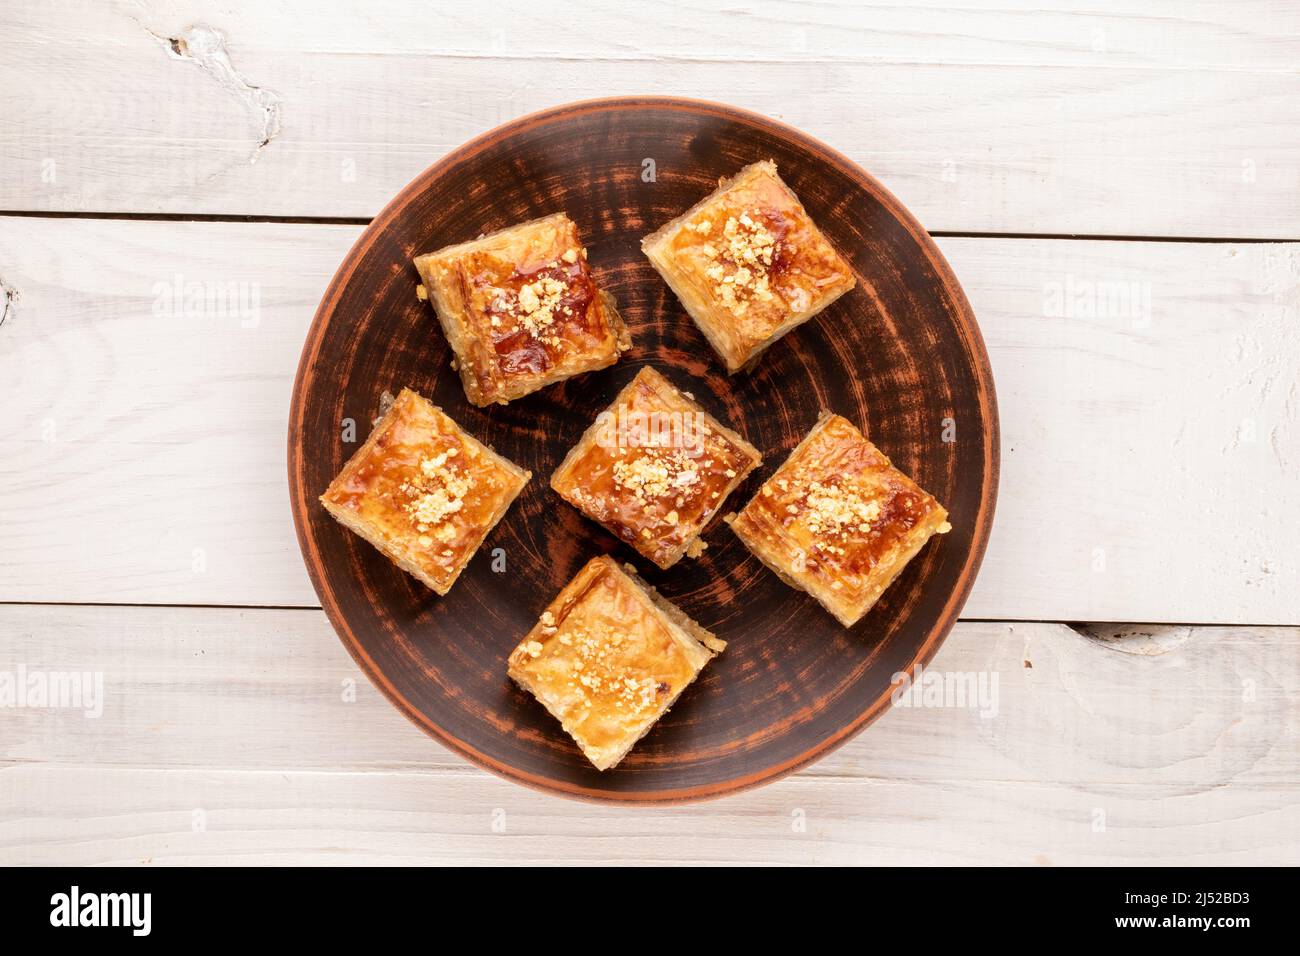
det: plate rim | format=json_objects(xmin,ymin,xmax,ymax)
[{"xmin": 287, "ymin": 95, "xmax": 1000, "ymax": 804}]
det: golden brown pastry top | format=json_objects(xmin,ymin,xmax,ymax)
[
  {"xmin": 507, "ymin": 556, "xmax": 713, "ymax": 768},
  {"xmin": 733, "ymin": 413, "xmax": 947, "ymax": 589},
  {"xmin": 551, "ymin": 367, "xmax": 760, "ymax": 568},
  {"xmin": 415, "ymin": 214, "xmax": 626, "ymax": 403},
  {"xmin": 656, "ymin": 162, "xmax": 855, "ymax": 355},
  {"xmin": 320, "ymin": 389, "xmax": 528, "ymax": 589}
]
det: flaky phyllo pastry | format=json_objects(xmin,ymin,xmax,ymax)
[
  {"xmin": 726, "ymin": 412, "xmax": 949, "ymax": 626},
  {"xmin": 642, "ymin": 160, "xmax": 855, "ymax": 373},
  {"xmin": 320, "ymin": 388, "xmax": 530, "ymax": 595},
  {"xmin": 415, "ymin": 213, "xmax": 630, "ymax": 406},
  {"xmin": 508, "ymin": 555, "xmax": 725, "ymax": 770},
  {"xmin": 551, "ymin": 366, "xmax": 761, "ymax": 569}
]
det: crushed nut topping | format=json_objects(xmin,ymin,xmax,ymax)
[
  {"xmin": 400, "ymin": 446, "xmax": 470, "ymax": 534},
  {"xmin": 490, "ymin": 253, "xmax": 585, "ymax": 344},
  {"xmin": 612, "ymin": 450, "xmax": 702, "ymax": 514},
  {"xmin": 802, "ymin": 479, "xmax": 883, "ymax": 538},
  {"xmin": 515, "ymin": 273, "xmax": 569, "ymax": 338},
  {"xmin": 555, "ymin": 620, "xmax": 667, "ymax": 714},
  {"xmin": 695, "ymin": 210, "xmax": 780, "ymax": 315}
]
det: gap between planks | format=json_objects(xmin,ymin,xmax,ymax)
[
  {"xmin": 1, "ymin": 209, "xmax": 1295, "ymax": 245},
  {"xmin": 0, "ymin": 598, "xmax": 1279, "ymax": 632}
]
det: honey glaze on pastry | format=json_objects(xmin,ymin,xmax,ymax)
[
  {"xmin": 550, "ymin": 366, "xmax": 761, "ymax": 569},
  {"xmin": 320, "ymin": 388, "xmax": 530, "ymax": 595},
  {"xmin": 642, "ymin": 160, "xmax": 855, "ymax": 373},
  {"xmin": 726, "ymin": 412, "xmax": 950, "ymax": 627},
  {"xmin": 414, "ymin": 213, "xmax": 631, "ymax": 406},
  {"xmin": 508, "ymin": 556, "xmax": 725, "ymax": 771}
]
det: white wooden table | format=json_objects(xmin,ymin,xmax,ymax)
[{"xmin": 2, "ymin": 0, "xmax": 1297, "ymax": 865}]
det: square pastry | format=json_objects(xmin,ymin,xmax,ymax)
[
  {"xmin": 414, "ymin": 213, "xmax": 631, "ymax": 407},
  {"xmin": 319, "ymin": 388, "xmax": 530, "ymax": 595},
  {"xmin": 550, "ymin": 366, "xmax": 762, "ymax": 569},
  {"xmin": 507, "ymin": 555, "xmax": 725, "ymax": 771},
  {"xmin": 725, "ymin": 412, "xmax": 950, "ymax": 627},
  {"xmin": 641, "ymin": 160, "xmax": 856, "ymax": 373}
]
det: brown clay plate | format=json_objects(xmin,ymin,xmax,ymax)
[{"xmin": 288, "ymin": 97, "xmax": 998, "ymax": 803}]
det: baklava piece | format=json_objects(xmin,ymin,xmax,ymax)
[
  {"xmin": 641, "ymin": 160, "xmax": 856, "ymax": 373},
  {"xmin": 550, "ymin": 366, "xmax": 761, "ymax": 569},
  {"xmin": 508, "ymin": 555, "xmax": 725, "ymax": 771},
  {"xmin": 414, "ymin": 213, "xmax": 631, "ymax": 407},
  {"xmin": 725, "ymin": 412, "xmax": 950, "ymax": 627},
  {"xmin": 320, "ymin": 388, "xmax": 530, "ymax": 595}
]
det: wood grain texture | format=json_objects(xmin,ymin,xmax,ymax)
[
  {"xmin": 2, "ymin": 605, "xmax": 1295, "ymax": 864},
  {"xmin": 287, "ymin": 99, "xmax": 998, "ymax": 800},
  {"xmin": 4, "ymin": 0, "xmax": 1296, "ymax": 863},
  {"xmin": 3, "ymin": 1, "xmax": 1297, "ymax": 236},
  {"xmin": 1, "ymin": 218, "xmax": 1296, "ymax": 622}
]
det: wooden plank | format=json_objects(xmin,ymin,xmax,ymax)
[
  {"xmin": 1, "ymin": 606, "xmax": 1294, "ymax": 865},
  {"xmin": 959, "ymin": 238, "xmax": 1300, "ymax": 624},
  {"xmin": 2, "ymin": 1, "xmax": 1297, "ymax": 236},
  {"xmin": 4, "ymin": 606, "xmax": 1295, "ymax": 784},
  {"xmin": 2, "ymin": 217, "xmax": 1296, "ymax": 621},
  {"xmin": 3, "ymin": 764, "xmax": 1295, "ymax": 865},
  {"xmin": 61, "ymin": 0, "xmax": 1300, "ymax": 69}
]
